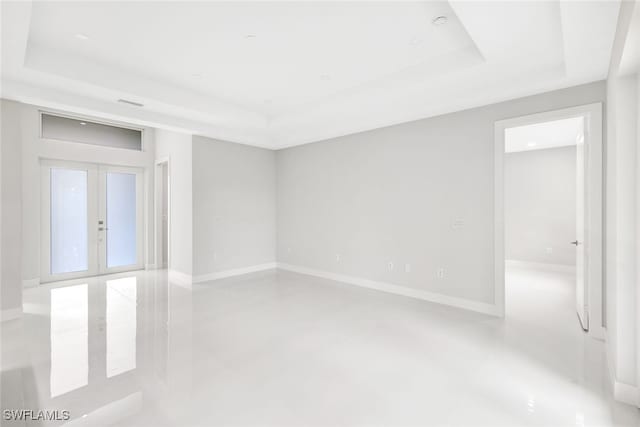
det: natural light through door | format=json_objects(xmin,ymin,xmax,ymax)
[
  {"xmin": 106, "ymin": 172, "xmax": 137, "ymax": 268},
  {"xmin": 41, "ymin": 161, "xmax": 144, "ymax": 282}
]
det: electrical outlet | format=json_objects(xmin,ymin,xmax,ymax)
[
  {"xmin": 452, "ymin": 219, "xmax": 465, "ymax": 229},
  {"xmin": 437, "ymin": 268, "xmax": 445, "ymax": 279},
  {"xmin": 336, "ymin": 254, "xmax": 341, "ymax": 263},
  {"xmin": 405, "ymin": 263, "xmax": 411, "ymax": 273},
  {"xmin": 388, "ymin": 261, "xmax": 394, "ymax": 272}
]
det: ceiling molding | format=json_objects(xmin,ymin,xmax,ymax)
[{"xmin": 0, "ymin": 1, "xmax": 621, "ymax": 150}]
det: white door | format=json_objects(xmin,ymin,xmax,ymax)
[
  {"xmin": 41, "ymin": 161, "xmax": 144, "ymax": 282},
  {"xmin": 98, "ymin": 165, "xmax": 144, "ymax": 274},
  {"xmin": 575, "ymin": 120, "xmax": 588, "ymax": 330}
]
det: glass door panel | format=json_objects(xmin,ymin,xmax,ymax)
[
  {"xmin": 50, "ymin": 168, "xmax": 89, "ymax": 274},
  {"xmin": 106, "ymin": 172, "xmax": 137, "ymax": 268},
  {"xmin": 41, "ymin": 161, "xmax": 98, "ymax": 282},
  {"xmin": 98, "ymin": 165, "xmax": 143, "ymax": 275},
  {"xmin": 41, "ymin": 161, "xmax": 143, "ymax": 282}
]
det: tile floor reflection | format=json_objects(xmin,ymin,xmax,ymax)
[
  {"xmin": 106, "ymin": 277, "xmax": 137, "ymax": 378},
  {"xmin": 1, "ymin": 268, "xmax": 639, "ymax": 426},
  {"xmin": 50, "ymin": 284, "xmax": 88, "ymax": 398}
]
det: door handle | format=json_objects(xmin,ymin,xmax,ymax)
[
  {"xmin": 571, "ymin": 240, "xmax": 580, "ymax": 246},
  {"xmin": 99, "ymin": 227, "xmax": 109, "ymax": 231}
]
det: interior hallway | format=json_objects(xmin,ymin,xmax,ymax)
[{"xmin": 1, "ymin": 267, "xmax": 638, "ymax": 426}]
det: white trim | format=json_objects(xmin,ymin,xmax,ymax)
[
  {"xmin": 98, "ymin": 164, "xmax": 145, "ymax": 275},
  {"xmin": 1, "ymin": 307, "xmax": 22, "ymax": 322},
  {"xmin": 192, "ymin": 262, "xmax": 277, "ymax": 283},
  {"xmin": 604, "ymin": 329, "xmax": 639, "ymax": 407},
  {"xmin": 505, "ymin": 260, "xmax": 576, "ymax": 274},
  {"xmin": 40, "ymin": 160, "xmax": 100, "ymax": 283},
  {"xmin": 22, "ymin": 278, "xmax": 40, "ymax": 288},
  {"xmin": 613, "ymin": 380, "xmax": 639, "ymax": 406},
  {"xmin": 144, "ymin": 264, "xmax": 157, "ymax": 270},
  {"xmin": 39, "ymin": 160, "xmax": 146, "ymax": 282},
  {"xmin": 168, "ymin": 269, "xmax": 192, "ymax": 288},
  {"xmin": 39, "ymin": 109, "xmax": 145, "ymax": 146},
  {"xmin": 277, "ymin": 263, "xmax": 500, "ymax": 316},
  {"xmin": 154, "ymin": 158, "xmax": 171, "ymax": 271},
  {"xmin": 494, "ymin": 103, "xmax": 604, "ymax": 339}
]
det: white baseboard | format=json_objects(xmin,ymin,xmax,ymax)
[
  {"xmin": 613, "ymin": 380, "xmax": 639, "ymax": 406},
  {"xmin": 193, "ymin": 262, "xmax": 277, "ymax": 283},
  {"xmin": 168, "ymin": 269, "xmax": 193, "ymax": 288},
  {"xmin": 604, "ymin": 330, "xmax": 639, "ymax": 407},
  {"xmin": 506, "ymin": 259, "xmax": 576, "ymax": 274},
  {"xmin": 277, "ymin": 263, "xmax": 500, "ymax": 316},
  {"xmin": 22, "ymin": 278, "xmax": 40, "ymax": 288},
  {"xmin": 1, "ymin": 307, "xmax": 22, "ymax": 322}
]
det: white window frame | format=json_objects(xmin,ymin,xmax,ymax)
[{"xmin": 39, "ymin": 110, "xmax": 145, "ymax": 152}]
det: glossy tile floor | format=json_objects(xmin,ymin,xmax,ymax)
[{"xmin": 1, "ymin": 266, "xmax": 639, "ymax": 426}]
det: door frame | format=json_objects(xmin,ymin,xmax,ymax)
[
  {"xmin": 40, "ymin": 159, "xmax": 145, "ymax": 283},
  {"xmin": 154, "ymin": 157, "xmax": 171, "ymax": 270},
  {"xmin": 493, "ymin": 102, "xmax": 604, "ymax": 340},
  {"xmin": 40, "ymin": 159, "xmax": 99, "ymax": 283},
  {"xmin": 98, "ymin": 164, "xmax": 145, "ymax": 275}
]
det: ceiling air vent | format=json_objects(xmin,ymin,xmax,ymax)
[{"xmin": 117, "ymin": 99, "xmax": 144, "ymax": 107}]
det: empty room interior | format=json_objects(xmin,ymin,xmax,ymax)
[{"xmin": 1, "ymin": 1, "xmax": 640, "ymax": 426}]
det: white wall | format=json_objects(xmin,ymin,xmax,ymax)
[
  {"xmin": 276, "ymin": 82, "xmax": 605, "ymax": 309},
  {"xmin": 604, "ymin": 0, "xmax": 639, "ymax": 405},
  {"xmin": 155, "ymin": 129, "xmax": 192, "ymax": 277},
  {"xmin": 192, "ymin": 136, "xmax": 276, "ymax": 278},
  {"xmin": 637, "ymin": 67, "xmax": 640, "ymax": 408},
  {"xmin": 505, "ymin": 146, "xmax": 576, "ymax": 266},
  {"xmin": 0, "ymin": 100, "xmax": 22, "ymax": 318}
]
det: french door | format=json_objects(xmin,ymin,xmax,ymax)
[{"xmin": 41, "ymin": 160, "xmax": 144, "ymax": 282}]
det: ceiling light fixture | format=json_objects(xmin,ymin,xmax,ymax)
[
  {"xmin": 75, "ymin": 33, "xmax": 90, "ymax": 40},
  {"xmin": 117, "ymin": 99, "xmax": 144, "ymax": 107},
  {"xmin": 79, "ymin": 122, "xmax": 87, "ymax": 126},
  {"xmin": 432, "ymin": 16, "xmax": 448, "ymax": 26},
  {"xmin": 527, "ymin": 142, "xmax": 537, "ymax": 147},
  {"xmin": 245, "ymin": 34, "xmax": 257, "ymax": 39}
]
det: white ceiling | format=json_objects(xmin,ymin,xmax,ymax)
[
  {"xmin": 505, "ymin": 117, "xmax": 583, "ymax": 153},
  {"xmin": 1, "ymin": 1, "xmax": 620, "ymax": 149}
]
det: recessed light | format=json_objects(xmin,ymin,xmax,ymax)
[
  {"xmin": 432, "ymin": 16, "xmax": 448, "ymax": 26},
  {"xmin": 79, "ymin": 122, "xmax": 87, "ymax": 126},
  {"xmin": 527, "ymin": 142, "xmax": 537, "ymax": 147},
  {"xmin": 320, "ymin": 74, "xmax": 331, "ymax": 81},
  {"xmin": 245, "ymin": 34, "xmax": 257, "ymax": 39},
  {"xmin": 75, "ymin": 33, "xmax": 90, "ymax": 40}
]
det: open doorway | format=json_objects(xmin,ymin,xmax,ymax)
[
  {"xmin": 155, "ymin": 160, "xmax": 170, "ymax": 270},
  {"xmin": 494, "ymin": 104, "xmax": 603, "ymax": 339}
]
